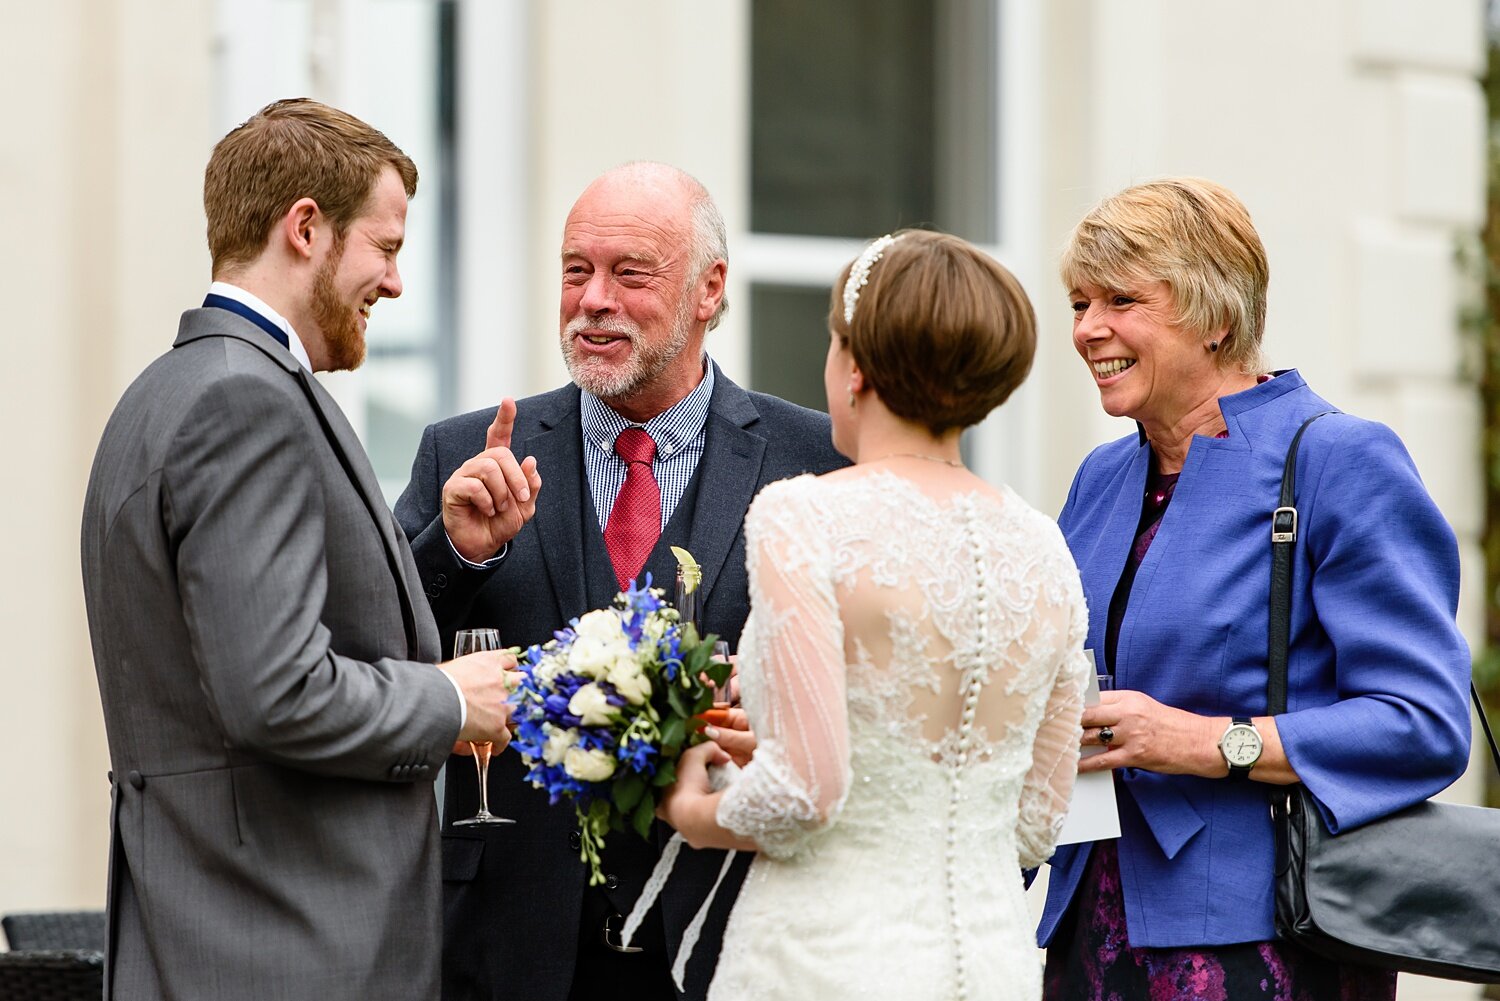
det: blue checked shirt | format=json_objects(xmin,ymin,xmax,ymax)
[{"xmin": 580, "ymin": 360, "xmax": 715, "ymax": 532}]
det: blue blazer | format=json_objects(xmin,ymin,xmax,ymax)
[{"xmin": 1038, "ymin": 371, "xmax": 1472, "ymax": 948}]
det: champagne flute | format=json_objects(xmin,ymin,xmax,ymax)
[
  {"xmin": 701, "ymin": 640, "xmax": 735, "ymax": 727},
  {"xmin": 452, "ymin": 628, "xmax": 515, "ymax": 826}
]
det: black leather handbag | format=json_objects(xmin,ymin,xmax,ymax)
[{"xmin": 1268, "ymin": 413, "xmax": 1500, "ymax": 983}]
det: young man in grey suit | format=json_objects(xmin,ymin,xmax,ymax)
[
  {"xmin": 395, "ymin": 162, "xmax": 845, "ymax": 1001},
  {"xmin": 81, "ymin": 99, "xmax": 540, "ymax": 1001}
]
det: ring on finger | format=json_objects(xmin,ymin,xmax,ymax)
[{"xmin": 1098, "ymin": 726, "xmax": 1114, "ymax": 745}]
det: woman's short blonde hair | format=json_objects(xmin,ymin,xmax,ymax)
[
  {"xmin": 829, "ymin": 229, "xmax": 1036, "ymax": 434},
  {"xmin": 1061, "ymin": 178, "xmax": 1268, "ymax": 374}
]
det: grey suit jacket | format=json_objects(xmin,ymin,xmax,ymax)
[
  {"xmin": 395, "ymin": 366, "xmax": 846, "ymax": 1001},
  {"xmin": 81, "ymin": 308, "xmax": 459, "ymax": 1000}
]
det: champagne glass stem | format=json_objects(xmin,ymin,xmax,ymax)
[{"xmin": 471, "ymin": 740, "xmax": 494, "ymax": 818}]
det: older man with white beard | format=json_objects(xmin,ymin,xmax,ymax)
[{"xmin": 395, "ymin": 162, "xmax": 845, "ymax": 1001}]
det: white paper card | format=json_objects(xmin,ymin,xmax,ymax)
[{"xmin": 1054, "ymin": 654, "xmax": 1121, "ymax": 845}]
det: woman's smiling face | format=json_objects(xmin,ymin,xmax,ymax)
[{"xmin": 1070, "ymin": 280, "xmax": 1221, "ymax": 427}]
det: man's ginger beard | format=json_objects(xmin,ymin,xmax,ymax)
[{"xmin": 311, "ymin": 231, "xmax": 366, "ymax": 372}]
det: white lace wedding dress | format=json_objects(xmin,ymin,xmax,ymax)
[{"xmin": 708, "ymin": 469, "xmax": 1090, "ymax": 1001}]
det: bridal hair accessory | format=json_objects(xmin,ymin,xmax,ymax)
[{"xmin": 842, "ymin": 234, "xmax": 899, "ymax": 324}]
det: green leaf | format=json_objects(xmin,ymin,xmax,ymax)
[
  {"xmin": 632, "ymin": 795, "xmax": 656, "ymax": 839},
  {"xmin": 682, "ymin": 641, "xmax": 711, "ymax": 678},
  {"xmin": 652, "ymin": 760, "xmax": 678, "ymax": 787},
  {"xmin": 689, "ymin": 690, "xmax": 715, "ymax": 717},
  {"xmin": 705, "ymin": 657, "xmax": 732, "ymax": 687},
  {"xmin": 612, "ymin": 771, "xmax": 646, "ymax": 814},
  {"xmin": 660, "ymin": 714, "xmax": 686, "ymax": 750},
  {"xmin": 667, "ymin": 682, "xmax": 690, "ymax": 718}
]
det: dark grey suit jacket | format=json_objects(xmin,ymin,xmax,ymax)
[
  {"xmin": 81, "ymin": 308, "xmax": 459, "ymax": 1000},
  {"xmin": 395, "ymin": 365, "xmax": 845, "ymax": 1001}
]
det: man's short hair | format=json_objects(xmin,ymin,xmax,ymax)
[{"xmin": 204, "ymin": 98, "xmax": 418, "ymax": 275}]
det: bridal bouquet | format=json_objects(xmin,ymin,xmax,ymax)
[{"xmin": 509, "ymin": 577, "xmax": 729, "ymax": 884}]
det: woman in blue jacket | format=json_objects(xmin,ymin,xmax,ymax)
[{"xmin": 1039, "ymin": 177, "xmax": 1473, "ymax": 1001}]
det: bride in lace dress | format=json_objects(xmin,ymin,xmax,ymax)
[{"xmin": 660, "ymin": 230, "xmax": 1091, "ymax": 1001}]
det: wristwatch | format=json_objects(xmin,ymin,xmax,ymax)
[{"xmin": 1218, "ymin": 716, "xmax": 1262, "ymax": 780}]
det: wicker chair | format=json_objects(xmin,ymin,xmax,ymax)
[
  {"xmin": 0, "ymin": 912, "xmax": 107, "ymax": 1000},
  {"xmin": 1, "ymin": 912, "xmax": 106, "ymax": 952},
  {"xmin": 0, "ymin": 950, "xmax": 104, "ymax": 1001}
]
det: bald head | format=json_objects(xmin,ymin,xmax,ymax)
[
  {"xmin": 557, "ymin": 162, "xmax": 730, "ymax": 420},
  {"xmin": 571, "ymin": 162, "xmax": 729, "ymax": 330}
]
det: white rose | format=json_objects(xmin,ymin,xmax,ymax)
[
  {"xmin": 569, "ymin": 637, "xmax": 614, "ymax": 679},
  {"xmin": 606, "ymin": 655, "xmax": 652, "ymax": 705},
  {"xmin": 575, "ymin": 609, "xmax": 624, "ymax": 644},
  {"xmin": 563, "ymin": 746, "xmax": 617, "ymax": 782},
  {"xmin": 542, "ymin": 726, "xmax": 577, "ymax": 766},
  {"xmin": 568, "ymin": 683, "xmax": 616, "ymax": 726}
]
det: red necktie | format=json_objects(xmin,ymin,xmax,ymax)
[{"xmin": 603, "ymin": 427, "xmax": 661, "ymax": 590}]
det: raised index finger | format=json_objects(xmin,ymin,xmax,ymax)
[{"xmin": 486, "ymin": 397, "xmax": 518, "ymax": 452}]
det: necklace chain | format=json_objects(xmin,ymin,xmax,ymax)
[{"xmin": 865, "ymin": 452, "xmax": 966, "ymax": 469}]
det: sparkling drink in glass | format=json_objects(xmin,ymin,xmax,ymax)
[{"xmin": 452, "ymin": 628, "xmax": 515, "ymax": 826}]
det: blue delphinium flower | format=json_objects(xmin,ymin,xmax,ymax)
[
  {"xmin": 508, "ymin": 578, "xmax": 722, "ymax": 885},
  {"xmin": 618, "ymin": 737, "xmax": 658, "ymax": 776}
]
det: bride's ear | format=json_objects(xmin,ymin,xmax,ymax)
[{"xmin": 849, "ymin": 367, "xmax": 866, "ymax": 395}]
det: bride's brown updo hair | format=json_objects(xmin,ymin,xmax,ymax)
[{"xmin": 829, "ymin": 229, "xmax": 1036, "ymax": 434}]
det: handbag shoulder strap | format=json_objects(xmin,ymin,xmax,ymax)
[{"xmin": 1267, "ymin": 412, "xmax": 1500, "ymax": 775}]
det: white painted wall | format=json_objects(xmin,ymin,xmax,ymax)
[{"xmin": 0, "ymin": 0, "xmax": 214, "ymax": 912}]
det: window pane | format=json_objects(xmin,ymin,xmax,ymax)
[
  {"xmin": 359, "ymin": 0, "xmax": 456, "ymax": 499},
  {"xmin": 367, "ymin": 354, "xmax": 441, "ymax": 500},
  {"xmin": 750, "ymin": 0, "xmax": 996, "ymax": 242},
  {"xmin": 360, "ymin": 0, "xmax": 446, "ymax": 357},
  {"xmin": 752, "ymin": 0, "xmax": 935, "ymax": 238},
  {"xmin": 749, "ymin": 284, "xmax": 833, "ymax": 413}
]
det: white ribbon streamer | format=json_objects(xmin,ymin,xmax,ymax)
[
  {"xmin": 620, "ymin": 832, "xmax": 684, "ymax": 949},
  {"xmin": 620, "ymin": 762, "xmax": 743, "ymax": 985},
  {"xmin": 671, "ymin": 848, "xmax": 739, "ymax": 992}
]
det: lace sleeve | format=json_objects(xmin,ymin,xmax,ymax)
[
  {"xmin": 716, "ymin": 482, "xmax": 849, "ymax": 859},
  {"xmin": 1016, "ymin": 560, "xmax": 1089, "ymax": 868}
]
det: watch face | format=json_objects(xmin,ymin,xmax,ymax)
[{"xmin": 1222, "ymin": 725, "xmax": 1262, "ymax": 767}]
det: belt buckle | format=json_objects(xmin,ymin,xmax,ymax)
[{"xmin": 601, "ymin": 912, "xmax": 643, "ymax": 954}]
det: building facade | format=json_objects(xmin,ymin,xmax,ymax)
[{"xmin": 1, "ymin": 1, "xmax": 1485, "ymax": 995}]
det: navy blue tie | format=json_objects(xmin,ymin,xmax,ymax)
[{"xmin": 202, "ymin": 293, "xmax": 290, "ymax": 350}]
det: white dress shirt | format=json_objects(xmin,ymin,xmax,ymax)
[{"xmin": 208, "ymin": 281, "xmax": 314, "ymax": 371}]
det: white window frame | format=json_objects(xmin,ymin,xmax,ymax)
[{"xmin": 738, "ymin": 0, "xmax": 1044, "ymax": 500}]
